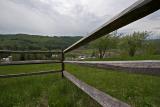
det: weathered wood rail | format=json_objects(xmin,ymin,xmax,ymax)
[
  {"xmin": 64, "ymin": 0, "xmax": 160, "ymax": 53},
  {"xmin": 64, "ymin": 71, "xmax": 130, "ymax": 107},
  {"xmin": 0, "ymin": 70, "xmax": 61, "ymax": 78},
  {"xmin": 0, "ymin": 60, "xmax": 62, "ymax": 66},
  {"xmin": 0, "ymin": 50, "xmax": 61, "ymax": 54},
  {"xmin": 0, "ymin": 50, "xmax": 64, "ymax": 78}
]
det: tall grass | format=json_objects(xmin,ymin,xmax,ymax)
[
  {"xmin": 0, "ymin": 64, "xmax": 61, "ymax": 75},
  {"xmin": 0, "ymin": 64, "xmax": 100, "ymax": 107},
  {"xmin": 66, "ymin": 64, "xmax": 160, "ymax": 107}
]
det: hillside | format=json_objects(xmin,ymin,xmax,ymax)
[{"xmin": 0, "ymin": 34, "xmax": 82, "ymax": 50}]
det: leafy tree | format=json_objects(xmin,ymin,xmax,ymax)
[
  {"xmin": 143, "ymin": 38, "xmax": 160, "ymax": 55},
  {"xmin": 119, "ymin": 32, "xmax": 149, "ymax": 57},
  {"xmin": 90, "ymin": 32, "xmax": 120, "ymax": 59}
]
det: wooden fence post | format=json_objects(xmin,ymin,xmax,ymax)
[{"xmin": 61, "ymin": 50, "xmax": 65, "ymax": 77}]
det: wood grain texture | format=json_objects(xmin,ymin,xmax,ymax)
[{"xmin": 64, "ymin": 71, "xmax": 130, "ymax": 107}]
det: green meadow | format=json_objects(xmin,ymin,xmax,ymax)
[
  {"xmin": 0, "ymin": 64, "xmax": 100, "ymax": 107},
  {"xmin": 0, "ymin": 63, "xmax": 160, "ymax": 107},
  {"xmin": 66, "ymin": 64, "xmax": 160, "ymax": 107}
]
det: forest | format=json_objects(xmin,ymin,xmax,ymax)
[{"xmin": 0, "ymin": 34, "xmax": 82, "ymax": 50}]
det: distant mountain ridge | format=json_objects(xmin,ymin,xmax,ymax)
[{"xmin": 0, "ymin": 34, "xmax": 82, "ymax": 50}]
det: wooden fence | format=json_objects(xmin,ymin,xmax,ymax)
[
  {"xmin": 0, "ymin": 0, "xmax": 159, "ymax": 106},
  {"xmin": 0, "ymin": 50, "xmax": 64, "ymax": 78}
]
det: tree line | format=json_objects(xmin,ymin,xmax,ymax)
[
  {"xmin": 0, "ymin": 34, "xmax": 82, "ymax": 50},
  {"xmin": 0, "ymin": 34, "xmax": 82, "ymax": 61},
  {"xmin": 90, "ymin": 31, "xmax": 160, "ymax": 59},
  {"xmin": 0, "ymin": 33, "xmax": 160, "ymax": 61}
]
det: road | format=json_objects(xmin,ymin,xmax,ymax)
[
  {"xmin": 65, "ymin": 60, "xmax": 160, "ymax": 76},
  {"xmin": 65, "ymin": 60, "xmax": 160, "ymax": 68}
]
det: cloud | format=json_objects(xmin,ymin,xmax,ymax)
[
  {"xmin": 0, "ymin": 0, "xmax": 159, "ymax": 36},
  {"xmin": 119, "ymin": 11, "xmax": 160, "ymax": 37}
]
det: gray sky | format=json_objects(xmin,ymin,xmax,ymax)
[{"xmin": 0, "ymin": 0, "xmax": 160, "ymax": 36}]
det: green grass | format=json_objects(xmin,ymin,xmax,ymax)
[
  {"xmin": 1, "ymin": 63, "xmax": 160, "ymax": 107},
  {"xmin": 86, "ymin": 55, "xmax": 160, "ymax": 61},
  {"xmin": 0, "ymin": 64, "xmax": 100, "ymax": 107},
  {"xmin": 0, "ymin": 64, "xmax": 61, "ymax": 75},
  {"xmin": 66, "ymin": 64, "xmax": 160, "ymax": 107}
]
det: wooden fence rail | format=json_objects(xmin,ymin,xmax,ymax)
[
  {"xmin": 0, "ymin": 70, "xmax": 61, "ymax": 78},
  {"xmin": 64, "ymin": 71, "xmax": 130, "ymax": 107},
  {"xmin": 0, "ymin": 50, "xmax": 64, "ymax": 78},
  {"xmin": 0, "ymin": 60, "xmax": 62, "ymax": 66},
  {"xmin": 64, "ymin": 0, "xmax": 160, "ymax": 53},
  {"xmin": 0, "ymin": 50, "xmax": 61, "ymax": 54}
]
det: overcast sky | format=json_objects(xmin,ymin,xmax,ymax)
[{"xmin": 0, "ymin": 0, "xmax": 160, "ymax": 36}]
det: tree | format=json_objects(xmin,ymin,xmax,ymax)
[
  {"xmin": 143, "ymin": 38, "xmax": 160, "ymax": 55},
  {"xmin": 90, "ymin": 32, "xmax": 120, "ymax": 59},
  {"xmin": 119, "ymin": 32, "xmax": 149, "ymax": 57}
]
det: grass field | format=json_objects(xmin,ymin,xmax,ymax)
[
  {"xmin": 0, "ymin": 64, "xmax": 61, "ymax": 75},
  {"xmin": 0, "ymin": 64, "xmax": 100, "ymax": 107},
  {"xmin": 66, "ymin": 64, "xmax": 160, "ymax": 107},
  {"xmin": 1, "ymin": 63, "xmax": 160, "ymax": 107}
]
